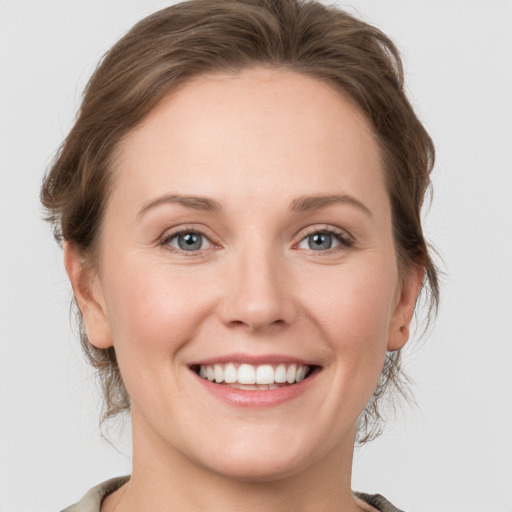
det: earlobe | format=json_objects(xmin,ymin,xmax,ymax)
[
  {"xmin": 63, "ymin": 242, "xmax": 113, "ymax": 349},
  {"xmin": 387, "ymin": 264, "xmax": 424, "ymax": 351}
]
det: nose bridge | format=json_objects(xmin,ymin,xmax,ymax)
[{"xmin": 220, "ymin": 236, "xmax": 295, "ymax": 331}]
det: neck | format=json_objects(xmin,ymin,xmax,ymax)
[{"xmin": 109, "ymin": 412, "xmax": 363, "ymax": 512}]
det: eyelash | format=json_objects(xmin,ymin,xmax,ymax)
[
  {"xmin": 297, "ymin": 225, "xmax": 354, "ymax": 255},
  {"xmin": 161, "ymin": 227, "xmax": 215, "ymax": 255},
  {"xmin": 160, "ymin": 225, "xmax": 354, "ymax": 255}
]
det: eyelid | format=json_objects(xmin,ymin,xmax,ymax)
[{"xmin": 300, "ymin": 224, "xmax": 353, "ymax": 240}]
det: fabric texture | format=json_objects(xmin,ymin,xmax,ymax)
[
  {"xmin": 61, "ymin": 476, "xmax": 405, "ymax": 512},
  {"xmin": 355, "ymin": 492, "xmax": 406, "ymax": 512}
]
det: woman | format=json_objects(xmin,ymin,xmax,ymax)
[{"xmin": 41, "ymin": 1, "xmax": 439, "ymax": 511}]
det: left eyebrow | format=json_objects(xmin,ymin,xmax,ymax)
[{"xmin": 289, "ymin": 194, "xmax": 372, "ymax": 217}]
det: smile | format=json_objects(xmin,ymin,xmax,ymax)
[{"xmin": 193, "ymin": 363, "xmax": 313, "ymax": 390}]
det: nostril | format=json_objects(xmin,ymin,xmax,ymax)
[{"xmin": 226, "ymin": 318, "xmax": 288, "ymax": 335}]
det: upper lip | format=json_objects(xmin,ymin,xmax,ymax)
[{"xmin": 188, "ymin": 353, "xmax": 318, "ymax": 367}]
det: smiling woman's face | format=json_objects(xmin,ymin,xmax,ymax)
[{"xmin": 68, "ymin": 67, "xmax": 420, "ymax": 480}]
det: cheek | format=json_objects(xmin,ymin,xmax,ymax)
[
  {"xmin": 288, "ymin": 256, "xmax": 400, "ymax": 436},
  {"xmin": 102, "ymin": 258, "xmax": 213, "ymax": 368},
  {"xmin": 302, "ymin": 258, "xmax": 398, "ymax": 366}
]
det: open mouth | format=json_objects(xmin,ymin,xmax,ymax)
[{"xmin": 190, "ymin": 362, "xmax": 318, "ymax": 390}]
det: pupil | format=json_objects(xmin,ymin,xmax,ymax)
[
  {"xmin": 309, "ymin": 233, "xmax": 332, "ymax": 250},
  {"xmin": 178, "ymin": 233, "xmax": 201, "ymax": 251}
]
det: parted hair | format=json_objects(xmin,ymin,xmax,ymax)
[{"xmin": 41, "ymin": 0, "xmax": 439, "ymax": 443}]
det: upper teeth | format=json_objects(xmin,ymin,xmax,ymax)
[{"xmin": 198, "ymin": 363, "xmax": 309, "ymax": 385}]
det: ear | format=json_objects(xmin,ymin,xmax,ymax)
[
  {"xmin": 387, "ymin": 264, "xmax": 424, "ymax": 351},
  {"xmin": 63, "ymin": 242, "xmax": 113, "ymax": 349}
]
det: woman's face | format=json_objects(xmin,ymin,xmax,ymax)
[{"xmin": 71, "ymin": 67, "xmax": 420, "ymax": 480}]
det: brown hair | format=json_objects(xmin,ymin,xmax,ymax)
[{"xmin": 41, "ymin": 0, "xmax": 439, "ymax": 443}]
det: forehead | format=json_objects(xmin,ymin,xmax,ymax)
[{"xmin": 110, "ymin": 67, "xmax": 387, "ymax": 218}]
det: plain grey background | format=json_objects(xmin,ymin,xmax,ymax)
[{"xmin": 1, "ymin": 1, "xmax": 511, "ymax": 511}]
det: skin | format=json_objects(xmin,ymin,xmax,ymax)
[{"xmin": 65, "ymin": 67, "xmax": 423, "ymax": 512}]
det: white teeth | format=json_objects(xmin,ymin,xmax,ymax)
[
  {"xmin": 286, "ymin": 364, "xmax": 297, "ymax": 384},
  {"xmin": 196, "ymin": 362, "xmax": 311, "ymax": 387},
  {"xmin": 214, "ymin": 364, "xmax": 224, "ymax": 383},
  {"xmin": 255, "ymin": 364, "xmax": 274, "ymax": 384},
  {"xmin": 275, "ymin": 364, "xmax": 287, "ymax": 383},
  {"xmin": 224, "ymin": 363, "xmax": 237, "ymax": 383},
  {"xmin": 228, "ymin": 383, "xmax": 280, "ymax": 391},
  {"xmin": 238, "ymin": 364, "xmax": 256, "ymax": 384},
  {"xmin": 259, "ymin": 384, "xmax": 280, "ymax": 390},
  {"xmin": 296, "ymin": 366, "xmax": 307, "ymax": 382}
]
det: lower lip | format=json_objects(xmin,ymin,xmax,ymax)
[{"xmin": 192, "ymin": 369, "xmax": 319, "ymax": 408}]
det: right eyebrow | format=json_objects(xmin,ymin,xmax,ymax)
[{"xmin": 137, "ymin": 194, "xmax": 223, "ymax": 218}]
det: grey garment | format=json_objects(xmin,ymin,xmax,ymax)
[
  {"xmin": 61, "ymin": 476, "xmax": 405, "ymax": 512},
  {"xmin": 354, "ymin": 492, "xmax": 406, "ymax": 512},
  {"xmin": 60, "ymin": 476, "xmax": 130, "ymax": 512}
]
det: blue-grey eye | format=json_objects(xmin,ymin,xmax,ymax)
[
  {"xmin": 309, "ymin": 233, "xmax": 333, "ymax": 250},
  {"xmin": 167, "ymin": 231, "xmax": 211, "ymax": 251},
  {"xmin": 298, "ymin": 231, "xmax": 342, "ymax": 251}
]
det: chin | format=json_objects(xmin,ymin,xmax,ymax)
[
  {"xmin": 187, "ymin": 425, "xmax": 334, "ymax": 483},
  {"xmin": 202, "ymin": 451, "xmax": 311, "ymax": 483}
]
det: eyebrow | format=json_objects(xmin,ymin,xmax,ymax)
[
  {"xmin": 290, "ymin": 194, "xmax": 372, "ymax": 217},
  {"xmin": 138, "ymin": 192, "xmax": 372, "ymax": 218},
  {"xmin": 138, "ymin": 194, "xmax": 222, "ymax": 217}
]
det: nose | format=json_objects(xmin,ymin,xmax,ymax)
[{"xmin": 219, "ymin": 246, "xmax": 297, "ymax": 333}]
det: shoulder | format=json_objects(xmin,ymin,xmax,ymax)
[
  {"xmin": 60, "ymin": 480, "xmax": 404, "ymax": 512},
  {"xmin": 61, "ymin": 476, "xmax": 130, "ymax": 512},
  {"xmin": 355, "ymin": 491, "xmax": 407, "ymax": 512}
]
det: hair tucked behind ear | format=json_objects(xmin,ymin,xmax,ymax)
[{"xmin": 41, "ymin": 0, "xmax": 439, "ymax": 443}]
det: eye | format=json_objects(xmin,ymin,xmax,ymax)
[
  {"xmin": 300, "ymin": 232, "xmax": 338, "ymax": 251},
  {"xmin": 163, "ymin": 230, "xmax": 213, "ymax": 252},
  {"xmin": 296, "ymin": 227, "xmax": 353, "ymax": 252}
]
